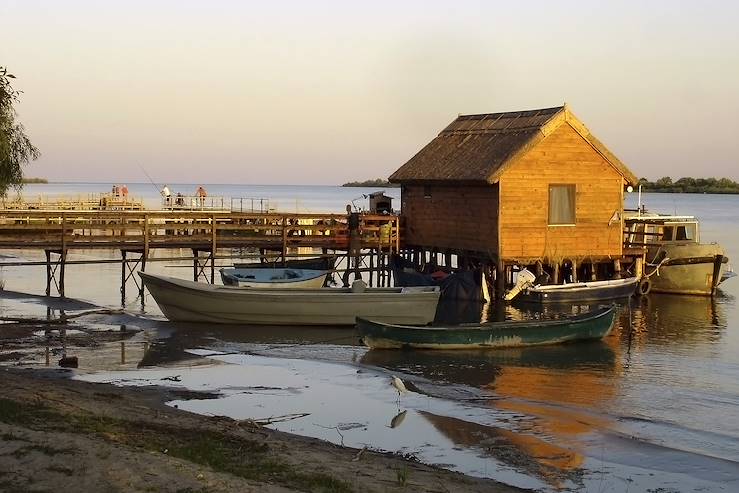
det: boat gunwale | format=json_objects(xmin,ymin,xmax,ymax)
[
  {"xmin": 139, "ymin": 272, "xmax": 441, "ymax": 297},
  {"xmin": 527, "ymin": 278, "xmax": 638, "ymax": 293}
]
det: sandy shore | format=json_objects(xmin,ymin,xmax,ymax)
[{"xmin": 0, "ymin": 358, "xmax": 524, "ymax": 493}]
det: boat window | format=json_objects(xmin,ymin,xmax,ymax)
[
  {"xmin": 675, "ymin": 224, "xmax": 696, "ymax": 241},
  {"xmin": 661, "ymin": 226, "xmax": 674, "ymax": 241},
  {"xmin": 548, "ymin": 184, "xmax": 576, "ymax": 225}
]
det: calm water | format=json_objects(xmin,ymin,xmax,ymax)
[{"xmin": 1, "ymin": 185, "xmax": 738, "ymax": 492}]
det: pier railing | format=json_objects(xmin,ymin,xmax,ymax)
[{"xmin": 0, "ymin": 210, "xmax": 400, "ymax": 253}]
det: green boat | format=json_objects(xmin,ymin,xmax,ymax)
[{"xmin": 357, "ymin": 305, "xmax": 617, "ymax": 350}]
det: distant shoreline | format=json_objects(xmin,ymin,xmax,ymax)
[
  {"xmin": 342, "ymin": 179, "xmax": 399, "ymax": 188},
  {"xmin": 21, "ymin": 177, "xmax": 47, "ymax": 184}
]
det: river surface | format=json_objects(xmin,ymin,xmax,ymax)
[{"xmin": 1, "ymin": 185, "xmax": 738, "ymax": 492}]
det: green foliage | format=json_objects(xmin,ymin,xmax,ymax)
[
  {"xmin": 638, "ymin": 176, "xmax": 739, "ymax": 194},
  {"xmin": 342, "ymin": 178, "xmax": 399, "ymax": 187},
  {"xmin": 1, "ymin": 66, "xmax": 40, "ymax": 197}
]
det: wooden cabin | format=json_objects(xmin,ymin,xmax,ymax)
[{"xmin": 389, "ymin": 105, "xmax": 638, "ymax": 291}]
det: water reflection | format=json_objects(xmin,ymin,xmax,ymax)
[
  {"xmin": 360, "ymin": 343, "xmax": 614, "ymax": 389},
  {"xmin": 420, "ymin": 411, "xmax": 584, "ymax": 489}
]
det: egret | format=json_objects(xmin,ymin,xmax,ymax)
[{"xmin": 391, "ymin": 375, "xmax": 407, "ymax": 404}]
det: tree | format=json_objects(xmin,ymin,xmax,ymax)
[{"xmin": 0, "ymin": 67, "xmax": 39, "ymax": 197}]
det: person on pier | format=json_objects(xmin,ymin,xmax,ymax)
[
  {"xmin": 161, "ymin": 185, "xmax": 171, "ymax": 207},
  {"xmin": 196, "ymin": 185, "xmax": 207, "ymax": 208}
]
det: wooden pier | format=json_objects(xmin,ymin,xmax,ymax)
[{"xmin": 0, "ymin": 209, "xmax": 400, "ymax": 300}]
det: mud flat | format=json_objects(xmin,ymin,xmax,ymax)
[{"xmin": 0, "ymin": 361, "xmax": 522, "ymax": 493}]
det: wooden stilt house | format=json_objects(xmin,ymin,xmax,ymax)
[{"xmin": 389, "ymin": 105, "xmax": 638, "ymax": 290}]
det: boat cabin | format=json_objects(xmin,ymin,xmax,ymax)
[{"xmin": 624, "ymin": 215, "xmax": 701, "ymax": 248}]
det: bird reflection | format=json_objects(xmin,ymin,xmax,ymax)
[{"xmin": 389, "ymin": 410, "xmax": 407, "ymax": 429}]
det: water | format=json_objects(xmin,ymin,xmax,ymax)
[
  {"xmin": 1, "ymin": 186, "xmax": 738, "ymax": 491},
  {"xmin": 13, "ymin": 182, "xmax": 391, "ymax": 212}
]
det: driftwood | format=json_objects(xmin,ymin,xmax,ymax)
[{"xmin": 242, "ymin": 413, "xmax": 311, "ymax": 427}]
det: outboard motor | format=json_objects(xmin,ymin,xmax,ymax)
[{"xmin": 504, "ymin": 268, "xmax": 537, "ymax": 301}]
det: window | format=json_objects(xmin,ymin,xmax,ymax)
[
  {"xmin": 548, "ymin": 185, "xmax": 576, "ymax": 225},
  {"xmin": 661, "ymin": 226, "xmax": 674, "ymax": 241}
]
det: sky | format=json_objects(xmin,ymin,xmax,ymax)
[{"xmin": 2, "ymin": 0, "xmax": 738, "ymax": 184}]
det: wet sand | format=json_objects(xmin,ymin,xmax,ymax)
[{"xmin": 0, "ymin": 297, "xmax": 523, "ymax": 493}]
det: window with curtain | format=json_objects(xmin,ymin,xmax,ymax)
[{"xmin": 548, "ymin": 184, "xmax": 576, "ymax": 225}]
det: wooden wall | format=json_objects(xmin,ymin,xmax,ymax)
[
  {"xmin": 400, "ymin": 184, "xmax": 498, "ymax": 254},
  {"xmin": 498, "ymin": 122, "xmax": 624, "ymax": 263}
]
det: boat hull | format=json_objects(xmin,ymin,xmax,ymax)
[
  {"xmin": 518, "ymin": 278, "xmax": 638, "ymax": 303},
  {"xmin": 358, "ymin": 305, "xmax": 617, "ymax": 350},
  {"xmin": 647, "ymin": 244, "xmax": 729, "ymax": 295},
  {"xmin": 219, "ymin": 268, "xmax": 327, "ymax": 288},
  {"xmin": 140, "ymin": 272, "xmax": 440, "ymax": 326}
]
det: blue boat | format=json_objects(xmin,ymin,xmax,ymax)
[{"xmin": 219, "ymin": 268, "xmax": 328, "ymax": 288}]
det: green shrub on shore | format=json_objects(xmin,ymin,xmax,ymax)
[
  {"xmin": 638, "ymin": 177, "xmax": 739, "ymax": 194},
  {"xmin": 342, "ymin": 178, "xmax": 399, "ymax": 188}
]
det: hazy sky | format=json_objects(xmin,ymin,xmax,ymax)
[{"xmin": 2, "ymin": 0, "xmax": 738, "ymax": 184}]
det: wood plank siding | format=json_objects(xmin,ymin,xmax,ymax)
[
  {"xmin": 390, "ymin": 106, "xmax": 636, "ymax": 265},
  {"xmin": 498, "ymin": 122, "xmax": 624, "ymax": 263},
  {"xmin": 401, "ymin": 184, "xmax": 498, "ymax": 253}
]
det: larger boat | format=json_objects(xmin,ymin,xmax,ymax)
[
  {"xmin": 624, "ymin": 211, "xmax": 733, "ymax": 295},
  {"xmin": 139, "ymin": 272, "xmax": 440, "ymax": 326}
]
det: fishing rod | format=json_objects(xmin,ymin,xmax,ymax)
[{"xmin": 138, "ymin": 163, "xmax": 163, "ymax": 195}]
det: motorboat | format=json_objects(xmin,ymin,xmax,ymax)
[{"xmin": 624, "ymin": 211, "xmax": 732, "ymax": 295}]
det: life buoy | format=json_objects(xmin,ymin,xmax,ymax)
[{"xmin": 637, "ymin": 279, "xmax": 651, "ymax": 295}]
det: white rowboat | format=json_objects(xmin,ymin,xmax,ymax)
[{"xmin": 139, "ymin": 272, "xmax": 440, "ymax": 326}]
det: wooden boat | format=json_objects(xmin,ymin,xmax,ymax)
[
  {"xmin": 139, "ymin": 272, "xmax": 440, "ymax": 326},
  {"xmin": 219, "ymin": 268, "xmax": 327, "ymax": 288},
  {"xmin": 357, "ymin": 305, "xmax": 617, "ymax": 350},
  {"xmin": 233, "ymin": 256, "xmax": 337, "ymax": 271},
  {"xmin": 517, "ymin": 277, "xmax": 639, "ymax": 303},
  {"xmin": 624, "ymin": 212, "xmax": 733, "ymax": 295}
]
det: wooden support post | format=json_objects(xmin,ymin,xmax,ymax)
[
  {"xmin": 614, "ymin": 259, "xmax": 622, "ymax": 279},
  {"xmin": 281, "ymin": 216, "xmax": 288, "ymax": 267},
  {"xmin": 60, "ymin": 214, "xmax": 66, "ymax": 297},
  {"xmin": 369, "ymin": 249, "xmax": 374, "ymax": 287},
  {"xmin": 45, "ymin": 250, "xmax": 51, "ymax": 296},
  {"xmin": 495, "ymin": 260, "xmax": 505, "ymax": 300},
  {"xmin": 553, "ymin": 263, "xmax": 560, "ymax": 284},
  {"xmin": 121, "ymin": 250, "xmax": 127, "ymax": 301},
  {"xmin": 211, "ymin": 213, "xmax": 217, "ymax": 284},
  {"xmin": 591, "ymin": 262, "xmax": 598, "ymax": 280},
  {"xmin": 572, "ymin": 259, "xmax": 578, "ymax": 283}
]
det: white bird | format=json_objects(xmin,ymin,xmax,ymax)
[{"xmin": 391, "ymin": 375, "xmax": 407, "ymax": 403}]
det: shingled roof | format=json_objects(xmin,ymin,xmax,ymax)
[{"xmin": 389, "ymin": 105, "xmax": 638, "ymax": 185}]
